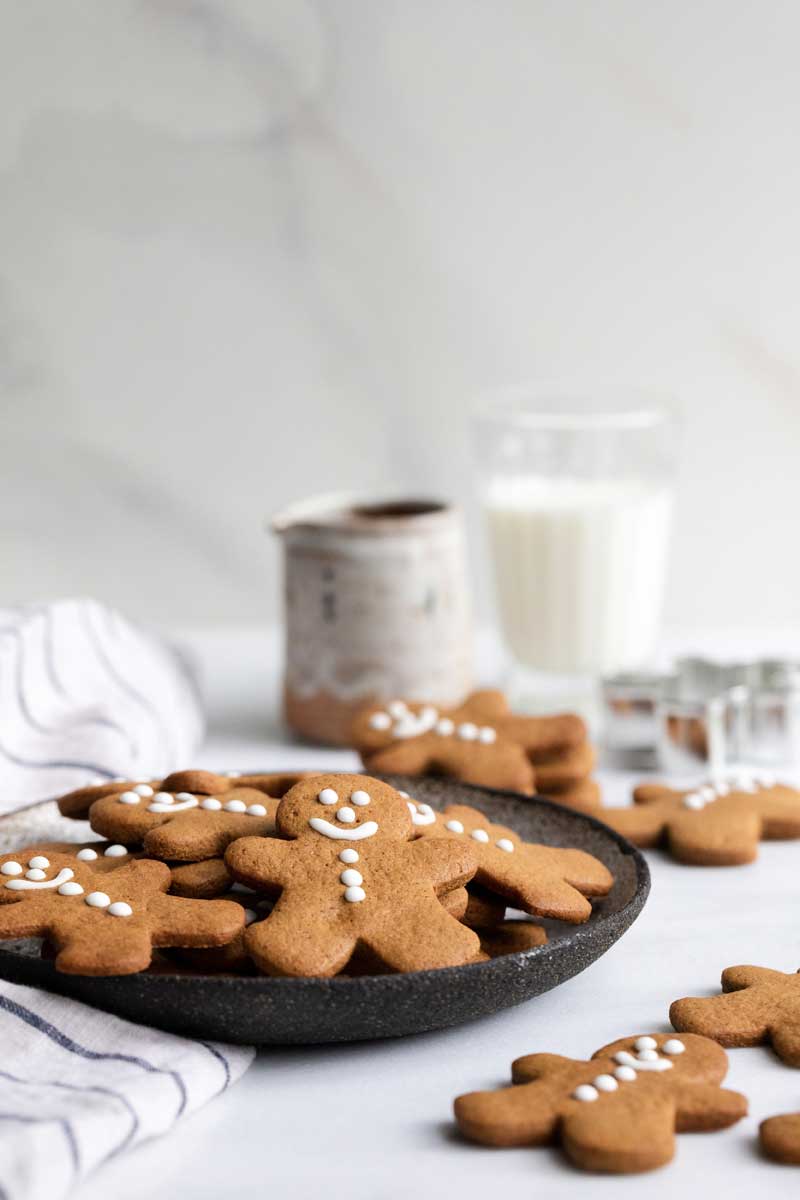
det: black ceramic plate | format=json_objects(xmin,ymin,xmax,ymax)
[{"xmin": 0, "ymin": 776, "xmax": 649, "ymax": 1044}]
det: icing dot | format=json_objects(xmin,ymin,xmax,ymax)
[
  {"xmin": 339, "ymin": 849, "xmax": 359, "ymax": 864},
  {"xmin": 223, "ymin": 770, "xmax": 242, "ymax": 778},
  {"xmin": 369, "ymin": 712, "xmax": 391, "ymax": 731},
  {"xmin": 635, "ymin": 1036, "xmax": 658, "ymax": 1051},
  {"xmin": 758, "ymin": 773, "xmax": 776, "ymax": 789},
  {"xmin": 445, "ymin": 820, "xmax": 464, "ymax": 834},
  {"xmin": 243, "ymin": 908, "xmax": 258, "ymax": 925},
  {"xmin": 25, "ymin": 869, "xmax": 47, "ymax": 881},
  {"xmin": 340, "ymin": 868, "xmax": 363, "ymax": 887},
  {"xmin": 0, "ymin": 862, "xmax": 22, "ymax": 876},
  {"xmin": 593, "ymin": 1074, "xmax": 618, "ymax": 1092},
  {"xmin": 699, "ymin": 785, "xmax": 716, "ymax": 801},
  {"xmin": 85, "ymin": 892, "xmax": 111, "ymax": 908},
  {"xmin": 224, "ymin": 800, "xmax": 247, "ymax": 813},
  {"xmin": 318, "ymin": 788, "xmax": 338, "ymax": 806},
  {"xmin": 398, "ymin": 791, "xmax": 409, "ymax": 798},
  {"xmin": 133, "ymin": 784, "xmax": 154, "ymax": 797},
  {"xmin": 471, "ymin": 829, "xmax": 490, "ymax": 843},
  {"xmin": 28, "ymin": 856, "xmax": 49, "ymax": 870},
  {"xmin": 58, "ymin": 881, "xmax": 83, "ymax": 896},
  {"xmin": 614, "ymin": 1065, "xmax": 637, "ymax": 1082},
  {"xmin": 152, "ymin": 792, "xmax": 173, "ymax": 805},
  {"xmin": 201, "ymin": 797, "xmax": 222, "ymax": 810},
  {"xmin": 118, "ymin": 791, "xmax": 141, "ymax": 805},
  {"xmin": 336, "ymin": 807, "xmax": 356, "ymax": 824},
  {"xmin": 496, "ymin": 838, "xmax": 514, "ymax": 853},
  {"xmin": 478, "ymin": 727, "xmax": 497, "ymax": 744},
  {"xmin": 107, "ymin": 901, "xmax": 133, "ymax": 918},
  {"xmin": 714, "ymin": 781, "xmax": 730, "ymax": 796},
  {"xmin": 76, "ymin": 848, "xmax": 98, "ymax": 862},
  {"xmin": 572, "ymin": 1084, "xmax": 599, "ymax": 1102},
  {"xmin": 104, "ymin": 845, "xmax": 127, "ymax": 858},
  {"xmin": 637, "ymin": 1049, "xmax": 659, "ymax": 1062},
  {"xmin": 388, "ymin": 700, "xmax": 407, "ymax": 718},
  {"xmin": 457, "ymin": 722, "xmax": 478, "ymax": 741},
  {"xmin": 350, "ymin": 790, "xmax": 370, "ymax": 806},
  {"xmin": 436, "ymin": 717, "xmax": 455, "ymax": 736},
  {"xmin": 247, "ymin": 804, "xmax": 267, "ymax": 817},
  {"xmin": 344, "ymin": 885, "xmax": 366, "ymax": 903},
  {"xmin": 174, "ymin": 793, "xmax": 196, "ymax": 803},
  {"xmin": 682, "ymin": 793, "xmax": 705, "ymax": 810},
  {"xmin": 662, "ymin": 1039, "xmax": 685, "ymax": 1055}
]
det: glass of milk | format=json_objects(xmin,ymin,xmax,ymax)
[{"xmin": 474, "ymin": 386, "xmax": 678, "ymax": 718}]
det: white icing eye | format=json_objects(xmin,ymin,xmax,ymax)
[
  {"xmin": 85, "ymin": 892, "xmax": 111, "ymax": 908},
  {"xmin": 635, "ymin": 1036, "xmax": 657, "ymax": 1051},
  {"xmin": 223, "ymin": 770, "xmax": 242, "ymax": 778},
  {"xmin": 388, "ymin": 700, "xmax": 408, "ymax": 718},
  {"xmin": 152, "ymin": 792, "xmax": 173, "ymax": 805},
  {"xmin": 344, "ymin": 885, "xmax": 366, "ymax": 903},
  {"xmin": 224, "ymin": 800, "xmax": 247, "ymax": 813},
  {"xmin": 369, "ymin": 712, "xmax": 391, "ymax": 731},
  {"xmin": 350, "ymin": 790, "xmax": 371, "ymax": 806},
  {"xmin": 457, "ymin": 722, "xmax": 478, "ymax": 741},
  {"xmin": 572, "ymin": 1084, "xmax": 599, "ymax": 1102},
  {"xmin": 104, "ymin": 845, "xmax": 127, "ymax": 858},
  {"xmin": 201, "ymin": 797, "xmax": 222, "ymax": 810},
  {"xmin": 25, "ymin": 869, "xmax": 47, "ymax": 881},
  {"xmin": 340, "ymin": 868, "xmax": 363, "ymax": 887},
  {"xmin": 318, "ymin": 788, "xmax": 339, "ymax": 806},
  {"xmin": 133, "ymin": 784, "xmax": 154, "ymax": 797},
  {"xmin": 445, "ymin": 820, "xmax": 464, "ymax": 834},
  {"xmin": 108, "ymin": 901, "xmax": 133, "ymax": 917},
  {"xmin": 247, "ymin": 804, "xmax": 267, "ymax": 817},
  {"xmin": 637, "ymin": 1049, "xmax": 659, "ymax": 1062},
  {"xmin": 339, "ymin": 849, "xmax": 359, "ymax": 864},
  {"xmin": 435, "ymin": 718, "xmax": 454, "ymax": 736},
  {"xmin": 496, "ymin": 838, "xmax": 514, "ymax": 852},
  {"xmin": 682, "ymin": 793, "xmax": 705, "ymax": 810},
  {"xmin": 118, "ymin": 792, "xmax": 141, "ymax": 805},
  {"xmin": 662, "ymin": 1039, "xmax": 685, "ymax": 1055},
  {"xmin": 478, "ymin": 727, "xmax": 497, "ymax": 744},
  {"xmin": 614, "ymin": 1065, "xmax": 637, "ymax": 1082},
  {"xmin": 174, "ymin": 793, "xmax": 195, "ymax": 803},
  {"xmin": 1, "ymin": 862, "xmax": 23, "ymax": 876},
  {"xmin": 58, "ymin": 881, "xmax": 84, "ymax": 896},
  {"xmin": 243, "ymin": 908, "xmax": 258, "ymax": 925},
  {"xmin": 699, "ymin": 785, "xmax": 715, "ymax": 801},
  {"xmin": 336, "ymin": 807, "xmax": 356, "ymax": 824},
  {"xmin": 471, "ymin": 829, "xmax": 490, "ymax": 843},
  {"xmin": 714, "ymin": 781, "xmax": 730, "ymax": 796},
  {"xmin": 593, "ymin": 1074, "xmax": 618, "ymax": 1092},
  {"xmin": 76, "ymin": 848, "xmax": 98, "ymax": 861},
  {"xmin": 28, "ymin": 856, "xmax": 50, "ymax": 870}
]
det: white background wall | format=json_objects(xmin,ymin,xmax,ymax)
[{"xmin": 2, "ymin": 0, "xmax": 799, "ymax": 631}]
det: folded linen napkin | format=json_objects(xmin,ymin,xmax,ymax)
[
  {"xmin": 0, "ymin": 979, "xmax": 254, "ymax": 1200},
  {"xmin": 0, "ymin": 599, "xmax": 204, "ymax": 810}
]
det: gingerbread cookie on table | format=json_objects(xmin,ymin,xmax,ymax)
[
  {"xmin": 760, "ymin": 1113, "xmax": 800, "ymax": 1164},
  {"xmin": 224, "ymin": 774, "xmax": 480, "ymax": 977},
  {"xmin": 600, "ymin": 774, "xmax": 800, "ymax": 864},
  {"xmin": 0, "ymin": 850, "xmax": 244, "ymax": 975},
  {"xmin": 455, "ymin": 1033, "xmax": 746, "ymax": 1173},
  {"xmin": 670, "ymin": 966, "xmax": 800, "ymax": 1065},
  {"xmin": 352, "ymin": 690, "xmax": 585, "ymax": 795}
]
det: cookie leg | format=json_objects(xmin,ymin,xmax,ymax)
[
  {"xmin": 454, "ymin": 1082, "xmax": 558, "ymax": 1147},
  {"xmin": 362, "ymin": 900, "xmax": 480, "ymax": 972},
  {"xmin": 674, "ymin": 1083, "xmax": 748, "ymax": 1131},
  {"xmin": 561, "ymin": 1098, "xmax": 677, "ymax": 1173},
  {"xmin": 52, "ymin": 924, "xmax": 155, "ymax": 975},
  {"xmin": 244, "ymin": 904, "xmax": 356, "ymax": 977}
]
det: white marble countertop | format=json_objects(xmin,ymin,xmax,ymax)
[{"xmin": 69, "ymin": 628, "xmax": 800, "ymax": 1199}]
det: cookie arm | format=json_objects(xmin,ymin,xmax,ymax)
[
  {"xmin": 224, "ymin": 835, "xmax": 291, "ymax": 893},
  {"xmin": 670, "ymin": 988, "xmax": 770, "ymax": 1046},
  {"xmin": 455, "ymin": 1081, "xmax": 559, "ymax": 1147},
  {"xmin": 359, "ymin": 741, "xmax": 435, "ymax": 775},
  {"xmin": 0, "ymin": 900, "xmax": 47, "ymax": 939},
  {"xmin": 148, "ymin": 895, "xmax": 245, "ymax": 948},
  {"xmin": 405, "ymin": 837, "xmax": 478, "ymax": 891},
  {"xmin": 600, "ymin": 802, "xmax": 670, "ymax": 848},
  {"xmin": 721, "ymin": 965, "xmax": 792, "ymax": 992},
  {"xmin": 674, "ymin": 1084, "xmax": 748, "ymax": 1131}
]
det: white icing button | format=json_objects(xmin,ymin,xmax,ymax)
[
  {"xmin": 662, "ymin": 1039, "xmax": 685, "ymax": 1055},
  {"xmin": 436, "ymin": 718, "xmax": 455, "ymax": 736},
  {"xmin": 635, "ymin": 1036, "xmax": 658, "ymax": 1051},
  {"xmin": 201, "ymin": 797, "xmax": 222, "ymax": 811},
  {"xmin": 340, "ymin": 869, "xmax": 363, "ymax": 887},
  {"xmin": 445, "ymin": 820, "xmax": 464, "ymax": 834},
  {"xmin": 243, "ymin": 908, "xmax": 258, "ymax": 926},
  {"xmin": 318, "ymin": 788, "xmax": 339, "ymax": 806},
  {"xmin": 614, "ymin": 1065, "xmax": 637, "ymax": 1082},
  {"xmin": 174, "ymin": 793, "xmax": 196, "ymax": 803},
  {"xmin": 369, "ymin": 712, "xmax": 391, "ymax": 731},
  {"xmin": 593, "ymin": 1074, "xmax": 618, "ymax": 1092},
  {"xmin": 25, "ymin": 869, "xmax": 47, "ymax": 881},
  {"xmin": 344, "ymin": 885, "xmax": 366, "ymax": 903},
  {"xmin": 496, "ymin": 838, "xmax": 514, "ymax": 852},
  {"xmin": 118, "ymin": 791, "xmax": 141, "ymax": 805},
  {"xmin": 58, "ymin": 881, "xmax": 84, "ymax": 896},
  {"xmin": 133, "ymin": 784, "xmax": 154, "ymax": 797},
  {"xmin": 224, "ymin": 800, "xmax": 247, "ymax": 813},
  {"xmin": 28, "ymin": 856, "xmax": 50, "ymax": 870},
  {"xmin": 388, "ymin": 700, "xmax": 407, "ymax": 718},
  {"xmin": 478, "ymin": 727, "xmax": 497, "ymax": 744},
  {"xmin": 103, "ymin": 845, "xmax": 127, "ymax": 858},
  {"xmin": 350, "ymin": 790, "xmax": 370, "ymax": 806},
  {"xmin": 336, "ymin": 807, "xmax": 356, "ymax": 824},
  {"xmin": 247, "ymin": 804, "xmax": 267, "ymax": 817},
  {"xmin": 572, "ymin": 1084, "xmax": 599, "ymax": 1102},
  {"xmin": 76, "ymin": 848, "xmax": 98, "ymax": 862},
  {"xmin": 85, "ymin": 892, "xmax": 111, "ymax": 908},
  {"xmin": 1, "ymin": 862, "xmax": 22, "ymax": 876},
  {"xmin": 714, "ymin": 781, "xmax": 730, "ymax": 796},
  {"xmin": 700, "ymin": 785, "xmax": 716, "ymax": 801},
  {"xmin": 682, "ymin": 793, "xmax": 705, "ymax": 810},
  {"xmin": 152, "ymin": 792, "xmax": 173, "ymax": 804},
  {"xmin": 107, "ymin": 901, "xmax": 133, "ymax": 918},
  {"xmin": 471, "ymin": 829, "xmax": 490, "ymax": 843},
  {"xmin": 339, "ymin": 849, "xmax": 359, "ymax": 864},
  {"xmin": 457, "ymin": 722, "xmax": 478, "ymax": 741},
  {"xmin": 637, "ymin": 1049, "xmax": 659, "ymax": 1062}
]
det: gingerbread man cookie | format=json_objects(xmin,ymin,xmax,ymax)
[
  {"xmin": 600, "ymin": 774, "xmax": 800, "ymax": 864},
  {"xmin": 455, "ymin": 1032, "xmax": 746, "ymax": 1173},
  {"xmin": 409, "ymin": 801, "xmax": 613, "ymax": 923},
  {"xmin": 670, "ymin": 965, "xmax": 800, "ymax": 1065},
  {"xmin": 760, "ymin": 1113, "xmax": 800, "ymax": 1164},
  {"xmin": 224, "ymin": 774, "xmax": 480, "ymax": 976},
  {"xmin": 351, "ymin": 690, "xmax": 585, "ymax": 795},
  {"xmin": 84, "ymin": 770, "xmax": 312, "ymax": 861},
  {"xmin": 0, "ymin": 850, "xmax": 244, "ymax": 974}
]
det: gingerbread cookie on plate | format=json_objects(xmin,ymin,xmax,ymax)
[{"xmin": 670, "ymin": 965, "xmax": 800, "ymax": 1065}]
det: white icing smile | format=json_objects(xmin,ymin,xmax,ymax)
[
  {"xmin": 369, "ymin": 700, "xmax": 439, "ymax": 739},
  {"xmin": 5, "ymin": 867, "xmax": 75, "ymax": 892},
  {"xmin": 308, "ymin": 818, "xmax": 379, "ymax": 841},
  {"xmin": 407, "ymin": 800, "xmax": 436, "ymax": 826}
]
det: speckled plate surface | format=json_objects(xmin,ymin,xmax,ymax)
[{"xmin": 0, "ymin": 776, "xmax": 649, "ymax": 1044}]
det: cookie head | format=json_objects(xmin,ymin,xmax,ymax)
[
  {"xmin": 276, "ymin": 775, "xmax": 413, "ymax": 843},
  {"xmin": 0, "ymin": 850, "xmax": 90, "ymax": 902},
  {"xmin": 352, "ymin": 699, "xmax": 442, "ymax": 752},
  {"xmin": 592, "ymin": 1033, "xmax": 728, "ymax": 1085}
]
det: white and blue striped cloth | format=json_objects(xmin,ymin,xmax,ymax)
[{"xmin": 0, "ymin": 980, "xmax": 254, "ymax": 1200}]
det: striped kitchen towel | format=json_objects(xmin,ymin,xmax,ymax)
[
  {"xmin": 0, "ymin": 980, "xmax": 254, "ymax": 1200},
  {"xmin": 0, "ymin": 599, "xmax": 204, "ymax": 810}
]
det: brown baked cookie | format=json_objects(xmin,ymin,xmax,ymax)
[
  {"xmin": 86, "ymin": 771, "xmax": 312, "ymax": 861},
  {"xmin": 454, "ymin": 1033, "xmax": 746, "ymax": 1173},
  {"xmin": 600, "ymin": 775, "xmax": 800, "ymax": 864},
  {"xmin": 172, "ymin": 895, "xmax": 273, "ymax": 973},
  {"xmin": 760, "ymin": 1114, "xmax": 800, "ymax": 1164},
  {"xmin": 169, "ymin": 857, "xmax": 234, "ymax": 898},
  {"xmin": 670, "ymin": 965, "xmax": 800, "ymax": 1064},
  {"xmin": 0, "ymin": 850, "xmax": 244, "ymax": 975},
  {"xmin": 541, "ymin": 777, "xmax": 603, "ymax": 813},
  {"xmin": 527, "ymin": 740, "xmax": 595, "ymax": 792},
  {"xmin": 351, "ymin": 690, "xmax": 585, "ymax": 795},
  {"xmin": 410, "ymin": 801, "xmax": 613, "ymax": 923},
  {"xmin": 478, "ymin": 920, "xmax": 547, "ymax": 958},
  {"xmin": 224, "ymin": 774, "xmax": 480, "ymax": 976},
  {"xmin": 59, "ymin": 770, "xmax": 310, "ymax": 820},
  {"xmin": 7, "ymin": 840, "xmax": 135, "ymax": 873}
]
